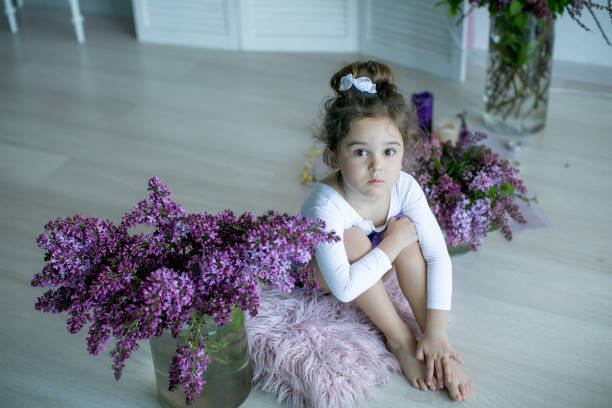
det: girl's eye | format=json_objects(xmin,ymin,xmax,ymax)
[
  {"xmin": 353, "ymin": 149, "xmax": 367, "ymax": 157},
  {"xmin": 385, "ymin": 148, "xmax": 396, "ymax": 156}
]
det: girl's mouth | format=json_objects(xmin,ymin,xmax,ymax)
[{"xmin": 368, "ymin": 179, "xmax": 383, "ymax": 184}]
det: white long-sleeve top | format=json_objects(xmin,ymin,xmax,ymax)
[{"xmin": 300, "ymin": 170, "xmax": 452, "ymax": 309}]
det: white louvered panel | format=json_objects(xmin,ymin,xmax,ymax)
[
  {"xmin": 241, "ymin": 0, "xmax": 358, "ymax": 51},
  {"xmin": 249, "ymin": 0, "xmax": 346, "ymax": 36},
  {"xmin": 371, "ymin": 24, "xmax": 449, "ymax": 57},
  {"xmin": 132, "ymin": 0, "xmax": 240, "ymax": 50},
  {"xmin": 145, "ymin": 0, "xmax": 228, "ymax": 35},
  {"xmin": 371, "ymin": 8, "xmax": 452, "ymax": 54},
  {"xmin": 360, "ymin": 0, "xmax": 467, "ymax": 82}
]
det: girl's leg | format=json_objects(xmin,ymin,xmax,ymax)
[
  {"xmin": 394, "ymin": 242, "xmax": 473, "ymax": 401},
  {"xmin": 343, "ymin": 229, "xmax": 411, "ymax": 350},
  {"xmin": 393, "ymin": 242, "xmax": 427, "ymax": 331},
  {"xmin": 310, "ymin": 228, "xmax": 440, "ymax": 391}
]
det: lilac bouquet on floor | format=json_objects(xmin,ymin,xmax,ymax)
[
  {"xmin": 407, "ymin": 115, "xmax": 535, "ymax": 250},
  {"xmin": 31, "ymin": 177, "xmax": 338, "ymax": 405}
]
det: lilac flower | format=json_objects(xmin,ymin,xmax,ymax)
[
  {"xmin": 32, "ymin": 177, "xmax": 339, "ymax": 405},
  {"xmin": 169, "ymin": 337, "xmax": 211, "ymax": 405},
  {"xmin": 527, "ymin": 0, "xmax": 553, "ymax": 18},
  {"xmin": 407, "ymin": 115, "xmax": 534, "ymax": 251}
]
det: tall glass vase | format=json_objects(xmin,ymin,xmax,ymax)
[
  {"xmin": 149, "ymin": 309, "xmax": 253, "ymax": 408},
  {"xmin": 483, "ymin": 14, "xmax": 555, "ymax": 135}
]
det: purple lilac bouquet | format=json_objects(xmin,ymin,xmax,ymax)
[
  {"xmin": 32, "ymin": 177, "xmax": 338, "ymax": 405},
  {"xmin": 408, "ymin": 116, "xmax": 534, "ymax": 250}
]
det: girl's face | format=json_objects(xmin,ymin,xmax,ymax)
[{"xmin": 333, "ymin": 116, "xmax": 404, "ymax": 199}]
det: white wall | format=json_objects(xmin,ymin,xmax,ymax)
[{"xmin": 554, "ymin": 9, "xmax": 612, "ymax": 66}]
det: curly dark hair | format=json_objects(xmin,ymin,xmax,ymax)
[{"xmin": 317, "ymin": 60, "xmax": 420, "ymax": 167}]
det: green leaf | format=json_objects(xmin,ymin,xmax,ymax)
[
  {"xmin": 434, "ymin": 0, "xmax": 461, "ymax": 17},
  {"xmin": 526, "ymin": 40, "xmax": 538, "ymax": 58},
  {"xmin": 514, "ymin": 13, "xmax": 527, "ymax": 30},
  {"xmin": 516, "ymin": 40, "xmax": 538, "ymax": 66},
  {"xmin": 501, "ymin": 183, "xmax": 515, "ymax": 195},
  {"xmin": 509, "ymin": 0, "xmax": 522, "ymax": 16}
]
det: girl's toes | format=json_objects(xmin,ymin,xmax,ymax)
[
  {"xmin": 448, "ymin": 383, "xmax": 461, "ymax": 401},
  {"xmin": 457, "ymin": 384, "xmax": 466, "ymax": 400},
  {"xmin": 459, "ymin": 384, "xmax": 468, "ymax": 400},
  {"xmin": 465, "ymin": 383, "xmax": 473, "ymax": 400},
  {"xmin": 409, "ymin": 378, "xmax": 419, "ymax": 390},
  {"xmin": 417, "ymin": 379, "xmax": 428, "ymax": 391}
]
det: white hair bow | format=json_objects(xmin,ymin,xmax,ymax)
[{"xmin": 338, "ymin": 73, "xmax": 377, "ymax": 94}]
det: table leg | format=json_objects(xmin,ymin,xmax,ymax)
[
  {"xmin": 68, "ymin": 0, "xmax": 85, "ymax": 43},
  {"xmin": 4, "ymin": 0, "xmax": 17, "ymax": 33}
]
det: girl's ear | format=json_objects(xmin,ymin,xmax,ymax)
[{"xmin": 326, "ymin": 147, "xmax": 339, "ymax": 170}]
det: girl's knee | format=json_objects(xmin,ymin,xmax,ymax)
[{"xmin": 397, "ymin": 241, "xmax": 425, "ymax": 266}]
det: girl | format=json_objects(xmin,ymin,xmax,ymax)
[{"xmin": 300, "ymin": 61, "xmax": 473, "ymax": 402}]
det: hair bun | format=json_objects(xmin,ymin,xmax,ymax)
[
  {"xmin": 374, "ymin": 80, "xmax": 398, "ymax": 99},
  {"xmin": 330, "ymin": 60, "xmax": 397, "ymax": 95}
]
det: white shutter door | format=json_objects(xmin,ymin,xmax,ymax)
[
  {"xmin": 240, "ymin": 0, "xmax": 358, "ymax": 52},
  {"xmin": 359, "ymin": 0, "xmax": 467, "ymax": 82},
  {"xmin": 132, "ymin": 0, "xmax": 240, "ymax": 49}
]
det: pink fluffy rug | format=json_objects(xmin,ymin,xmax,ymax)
[{"xmin": 245, "ymin": 275, "xmax": 421, "ymax": 408}]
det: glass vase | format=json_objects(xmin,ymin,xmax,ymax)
[
  {"xmin": 149, "ymin": 309, "xmax": 253, "ymax": 408},
  {"xmin": 483, "ymin": 14, "xmax": 555, "ymax": 135},
  {"xmin": 446, "ymin": 241, "xmax": 472, "ymax": 256}
]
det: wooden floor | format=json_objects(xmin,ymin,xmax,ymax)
[{"xmin": 1, "ymin": 6, "xmax": 611, "ymax": 408}]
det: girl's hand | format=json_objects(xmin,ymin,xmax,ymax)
[
  {"xmin": 384, "ymin": 215, "xmax": 418, "ymax": 250},
  {"xmin": 416, "ymin": 331, "xmax": 464, "ymax": 388}
]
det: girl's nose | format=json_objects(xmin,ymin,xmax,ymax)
[{"xmin": 369, "ymin": 157, "xmax": 382, "ymax": 172}]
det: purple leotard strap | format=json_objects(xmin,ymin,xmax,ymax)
[{"xmin": 367, "ymin": 212, "xmax": 403, "ymax": 248}]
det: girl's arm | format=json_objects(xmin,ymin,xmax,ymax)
[
  {"xmin": 305, "ymin": 205, "xmax": 393, "ymax": 303},
  {"xmin": 377, "ymin": 223, "xmax": 414, "ymax": 262},
  {"xmin": 399, "ymin": 173, "xmax": 452, "ymax": 311}
]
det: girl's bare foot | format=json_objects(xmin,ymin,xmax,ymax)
[
  {"xmin": 386, "ymin": 341, "xmax": 441, "ymax": 391},
  {"xmin": 445, "ymin": 359, "xmax": 473, "ymax": 401}
]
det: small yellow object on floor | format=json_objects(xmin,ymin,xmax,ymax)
[{"xmin": 300, "ymin": 149, "xmax": 322, "ymax": 186}]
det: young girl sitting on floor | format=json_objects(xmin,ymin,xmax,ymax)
[{"xmin": 300, "ymin": 60, "xmax": 473, "ymax": 402}]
